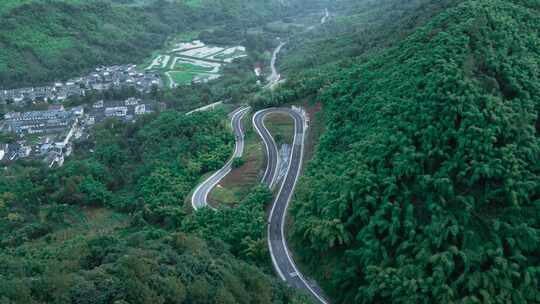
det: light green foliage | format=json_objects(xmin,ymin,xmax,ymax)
[{"xmin": 168, "ymin": 71, "xmax": 199, "ymax": 85}]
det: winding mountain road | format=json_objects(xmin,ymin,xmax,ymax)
[
  {"xmin": 190, "ymin": 8, "xmax": 332, "ymax": 299},
  {"xmin": 252, "ymin": 109, "xmax": 281, "ymax": 188},
  {"xmin": 253, "ymin": 108, "xmax": 328, "ymax": 304},
  {"xmin": 191, "ymin": 106, "xmax": 250, "ymax": 210},
  {"xmin": 189, "ymin": 106, "xmax": 327, "ymax": 302}
]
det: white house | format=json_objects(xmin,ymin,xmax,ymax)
[
  {"xmin": 93, "ymin": 100, "xmax": 104, "ymax": 108},
  {"xmin": 125, "ymin": 97, "xmax": 139, "ymax": 106},
  {"xmin": 135, "ymin": 104, "xmax": 146, "ymax": 115},
  {"xmin": 71, "ymin": 106, "xmax": 84, "ymax": 117},
  {"xmin": 105, "ymin": 107, "xmax": 128, "ymax": 117},
  {"xmin": 18, "ymin": 145, "xmax": 31, "ymax": 158},
  {"xmin": 0, "ymin": 144, "xmax": 7, "ymax": 161}
]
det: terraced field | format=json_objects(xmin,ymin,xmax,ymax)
[{"xmin": 142, "ymin": 40, "xmax": 247, "ymax": 88}]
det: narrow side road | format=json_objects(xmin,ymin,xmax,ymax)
[
  {"xmin": 253, "ymin": 107, "xmax": 329, "ymax": 304},
  {"xmin": 321, "ymin": 8, "xmax": 329, "ymax": 24},
  {"xmin": 266, "ymin": 8, "xmax": 330, "ymax": 89},
  {"xmin": 191, "ymin": 106, "xmax": 250, "ymax": 210},
  {"xmin": 186, "ymin": 101, "xmax": 224, "ymax": 115},
  {"xmin": 265, "ymin": 42, "xmax": 286, "ymax": 89}
]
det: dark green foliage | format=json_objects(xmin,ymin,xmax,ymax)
[
  {"xmin": 0, "ymin": 110, "xmax": 233, "ymax": 245},
  {"xmin": 94, "ymin": 110, "xmax": 233, "ymax": 224},
  {"xmin": 0, "ymin": 111, "xmax": 302, "ymax": 303},
  {"xmin": 282, "ymin": 0, "xmax": 459, "ymax": 72},
  {"xmin": 0, "ymin": 132, "xmax": 17, "ymax": 144},
  {"xmin": 183, "ymin": 185, "xmax": 273, "ymax": 266},
  {"xmin": 0, "ymin": 229, "xmax": 290, "ymax": 304},
  {"xmin": 0, "ymin": 0, "xmax": 283, "ymax": 89},
  {"xmin": 232, "ymin": 156, "xmax": 245, "ymax": 169},
  {"xmin": 0, "ymin": 164, "xmax": 50, "ymax": 247},
  {"xmin": 289, "ymin": 0, "xmax": 540, "ymax": 303}
]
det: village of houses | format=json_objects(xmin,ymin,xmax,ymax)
[
  {"xmin": 0, "ymin": 65, "xmax": 164, "ymax": 167},
  {"xmin": 0, "ymin": 39, "xmax": 255, "ymax": 167}
]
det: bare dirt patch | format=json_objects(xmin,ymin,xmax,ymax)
[{"xmin": 302, "ymin": 101, "xmax": 324, "ymax": 162}]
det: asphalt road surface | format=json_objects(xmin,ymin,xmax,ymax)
[
  {"xmin": 321, "ymin": 8, "xmax": 329, "ymax": 24},
  {"xmin": 252, "ymin": 109, "xmax": 282, "ymax": 188},
  {"xmin": 253, "ymin": 107, "xmax": 329, "ymax": 304},
  {"xmin": 265, "ymin": 42, "xmax": 286, "ymax": 89},
  {"xmin": 191, "ymin": 106, "xmax": 250, "ymax": 210}
]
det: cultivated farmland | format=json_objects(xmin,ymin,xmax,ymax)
[{"xmin": 143, "ymin": 40, "xmax": 247, "ymax": 88}]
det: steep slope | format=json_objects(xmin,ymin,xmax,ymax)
[
  {"xmin": 281, "ymin": 0, "xmax": 459, "ymax": 71},
  {"xmin": 290, "ymin": 0, "xmax": 540, "ymax": 303}
]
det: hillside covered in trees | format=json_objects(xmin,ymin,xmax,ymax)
[
  {"xmin": 0, "ymin": 0, "xmax": 281, "ymax": 88},
  {"xmin": 0, "ymin": 110, "xmax": 307, "ymax": 303},
  {"xmin": 2, "ymin": 0, "xmax": 539, "ymax": 302},
  {"xmin": 288, "ymin": 0, "xmax": 540, "ymax": 303}
]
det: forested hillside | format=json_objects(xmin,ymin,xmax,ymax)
[
  {"xmin": 0, "ymin": 0, "xmax": 281, "ymax": 88},
  {"xmin": 2, "ymin": 0, "xmax": 540, "ymax": 303},
  {"xmin": 281, "ymin": 0, "xmax": 458, "ymax": 71},
  {"xmin": 252, "ymin": 0, "xmax": 459, "ymax": 109},
  {"xmin": 0, "ymin": 111, "xmax": 304, "ymax": 303},
  {"xmin": 289, "ymin": 0, "xmax": 540, "ymax": 303}
]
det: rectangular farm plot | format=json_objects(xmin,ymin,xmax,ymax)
[
  {"xmin": 167, "ymin": 71, "xmax": 220, "ymax": 86},
  {"xmin": 171, "ymin": 40, "xmax": 205, "ymax": 52},
  {"xmin": 174, "ymin": 62, "xmax": 216, "ymax": 73},
  {"xmin": 179, "ymin": 46, "xmax": 225, "ymax": 58},
  {"xmin": 146, "ymin": 54, "xmax": 170, "ymax": 70},
  {"xmin": 167, "ymin": 71, "xmax": 197, "ymax": 85},
  {"xmin": 208, "ymin": 46, "xmax": 247, "ymax": 62},
  {"xmin": 143, "ymin": 40, "xmax": 246, "ymax": 88}
]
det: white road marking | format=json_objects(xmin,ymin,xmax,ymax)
[{"xmin": 256, "ymin": 107, "xmax": 329, "ymax": 304}]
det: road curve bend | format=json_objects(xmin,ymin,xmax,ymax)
[
  {"xmin": 252, "ymin": 108, "xmax": 282, "ymax": 189},
  {"xmin": 191, "ymin": 106, "xmax": 250, "ymax": 210},
  {"xmin": 253, "ymin": 107, "xmax": 328, "ymax": 304}
]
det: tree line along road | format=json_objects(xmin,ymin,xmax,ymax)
[{"xmin": 191, "ymin": 105, "xmax": 328, "ymax": 303}]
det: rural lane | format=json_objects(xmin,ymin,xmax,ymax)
[{"xmin": 266, "ymin": 42, "xmax": 286, "ymax": 89}]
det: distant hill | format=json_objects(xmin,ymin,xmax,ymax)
[
  {"xmin": 287, "ymin": 0, "xmax": 540, "ymax": 303},
  {"xmin": 0, "ymin": 0, "xmax": 280, "ymax": 89}
]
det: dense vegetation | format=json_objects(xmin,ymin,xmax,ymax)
[
  {"xmin": 281, "ymin": 0, "xmax": 459, "ymax": 72},
  {"xmin": 3, "ymin": 0, "xmax": 540, "ymax": 302},
  {"xmin": 287, "ymin": 0, "xmax": 540, "ymax": 303},
  {"xmin": 0, "ymin": 111, "xmax": 304, "ymax": 303},
  {"xmin": 251, "ymin": 0, "xmax": 459, "ymax": 110},
  {"xmin": 0, "ymin": 0, "xmax": 282, "ymax": 89}
]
